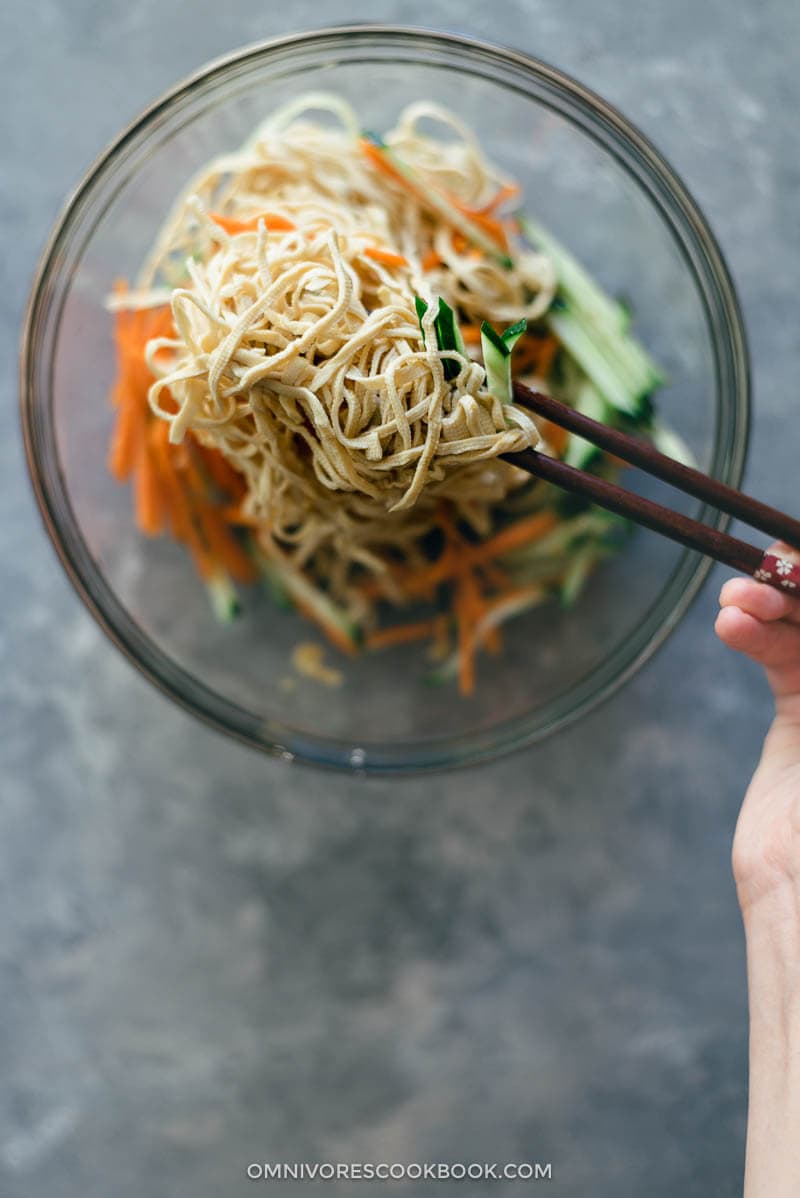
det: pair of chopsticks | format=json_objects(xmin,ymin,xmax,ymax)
[{"xmin": 503, "ymin": 380, "xmax": 800, "ymax": 596}]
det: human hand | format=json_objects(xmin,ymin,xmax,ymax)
[
  {"xmin": 716, "ymin": 545, "xmax": 800, "ymax": 1198},
  {"xmin": 715, "ymin": 544, "xmax": 800, "ymax": 918}
]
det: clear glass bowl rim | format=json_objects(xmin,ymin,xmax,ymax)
[{"xmin": 19, "ymin": 24, "xmax": 750, "ymax": 775}]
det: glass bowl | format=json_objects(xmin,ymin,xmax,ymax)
[{"xmin": 20, "ymin": 26, "xmax": 749, "ymax": 773}]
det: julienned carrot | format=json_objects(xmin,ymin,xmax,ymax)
[
  {"xmin": 158, "ymin": 444, "xmax": 224, "ymax": 583},
  {"xmin": 363, "ymin": 246, "xmax": 409, "ymax": 268},
  {"xmin": 479, "ymin": 183, "xmax": 520, "ymax": 215},
  {"xmin": 294, "ymin": 601, "xmax": 358, "ymax": 657},
  {"xmin": 195, "ymin": 504, "xmax": 258, "ymax": 583},
  {"xmin": 460, "ymin": 323, "xmax": 483, "ymax": 345},
  {"xmin": 108, "ymin": 387, "xmax": 142, "ymax": 481},
  {"xmin": 174, "ymin": 446, "xmax": 257, "ymax": 583},
  {"xmin": 150, "ymin": 422, "xmax": 213, "ymax": 578},
  {"xmin": 377, "ymin": 510, "xmax": 559, "ymax": 598},
  {"xmin": 480, "ymin": 560, "xmax": 511, "ymax": 591},
  {"xmin": 482, "ymin": 624, "xmax": 502, "ymax": 654},
  {"xmin": 150, "ymin": 421, "xmax": 186, "ymax": 532},
  {"xmin": 422, "ymin": 248, "xmax": 442, "ymax": 271},
  {"xmin": 109, "ymin": 304, "xmax": 174, "ymax": 482},
  {"xmin": 134, "ymin": 438, "xmax": 165, "ymax": 536},
  {"xmin": 220, "ymin": 505, "xmax": 264, "ymax": 528},
  {"xmin": 537, "ymin": 418, "xmax": 570, "ymax": 458},
  {"xmin": 360, "ymin": 137, "xmax": 409, "ymax": 188},
  {"xmin": 450, "ymin": 199, "xmax": 509, "ymax": 253},
  {"xmin": 194, "ymin": 442, "xmax": 247, "ymax": 500},
  {"xmin": 210, "ymin": 211, "xmax": 296, "ymax": 235},
  {"xmin": 512, "ymin": 332, "xmax": 559, "ymax": 377},
  {"xmin": 365, "ymin": 619, "xmax": 440, "ymax": 650},
  {"xmin": 455, "ymin": 570, "xmax": 482, "ymax": 696},
  {"xmin": 465, "ymin": 511, "xmax": 558, "ymax": 566},
  {"xmin": 110, "ymin": 295, "xmax": 261, "ymax": 598},
  {"xmin": 436, "ymin": 504, "xmax": 467, "ymax": 546},
  {"xmin": 537, "ymin": 336, "xmax": 559, "ymax": 378}
]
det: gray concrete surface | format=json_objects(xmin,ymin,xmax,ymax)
[{"xmin": 2, "ymin": 1, "xmax": 798, "ymax": 1194}]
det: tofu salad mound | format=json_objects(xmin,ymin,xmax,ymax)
[{"xmin": 107, "ymin": 93, "xmax": 679, "ymax": 694}]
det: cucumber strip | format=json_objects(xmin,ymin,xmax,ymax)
[
  {"xmin": 206, "ymin": 571, "xmax": 241, "ymax": 622},
  {"xmin": 649, "ymin": 418, "xmax": 698, "ymax": 467},
  {"xmin": 470, "ymin": 586, "xmax": 547, "ymax": 645},
  {"xmin": 259, "ymin": 561, "xmax": 294, "ymax": 610},
  {"xmin": 551, "ymin": 303, "xmax": 660, "ymax": 398},
  {"xmin": 481, "ymin": 321, "xmax": 512, "ymax": 404},
  {"xmin": 481, "ymin": 318, "xmax": 528, "ymax": 405},
  {"xmin": 519, "ymin": 214, "xmax": 629, "ymax": 335},
  {"xmin": 363, "ymin": 132, "xmax": 513, "ymax": 269},
  {"xmin": 416, "ymin": 296, "xmax": 467, "ymax": 381},
  {"xmin": 522, "ymin": 215, "xmax": 664, "ymax": 385},
  {"xmin": 501, "ymin": 318, "xmax": 527, "ymax": 350},
  {"xmin": 563, "ymin": 380, "xmax": 611, "ymax": 470},
  {"xmin": 520, "ymin": 213, "xmax": 666, "ymax": 407},
  {"xmin": 547, "ymin": 309, "xmax": 652, "ymax": 419},
  {"xmin": 560, "ymin": 544, "xmax": 607, "ymax": 608},
  {"xmin": 424, "ymin": 650, "xmax": 460, "ymax": 687},
  {"xmin": 436, "ymin": 297, "xmax": 467, "ymax": 358},
  {"xmin": 503, "ymin": 555, "xmax": 581, "ymax": 585}
]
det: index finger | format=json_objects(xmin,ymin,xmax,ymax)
[{"xmin": 719, "ymin": 576, "xmax": 800, "ymax": 625}]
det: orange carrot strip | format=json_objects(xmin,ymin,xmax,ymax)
[
  {"xmin": 537, "ymin": 336, "xmax": 559, "ymax": 378},
  {"xmin": 422, "ymin": 248, "xmax": 442, "ymax": 271},
  {"xmin": 363, "ymin": 246, "xmax": 409, "ymax": 268},
  {"xmin": 210, "ymin": 211, "xmax": 296, "ymax": 235},
  {"xmin": 398, "ymin": 554, "xmax": 457, "ymax": 598},
  {"xmin": 513, "ymin": 333, "xmax": 559, "ymax": 378},
  {"xmin": 465, "ymin": 511, "xmax": 558, "ymax": 567},
  {"xmin": 456, "ymin": 572, "xmax": 481, "ymax": 696},
  {"xmin": 460, "ymin": 323, "xmax": 482, "ymax": 345},
  {"xmin": 360, "ymin": 137, "xmax": 409, "ymax": 187},
  {"xmin": 108, "ymin": 391, "xmax": 142, "ymax": 481},
  {"xmin": 479, "ymin": 560, "xmax": 511, "ymax": 590},
  {"xmin": 365, "ymin": 619, "xmax": 440, "ymax": 651},
  {"xmin": 194, "ymin": 443, "xmax": 247, "ymax": 500},
  {"xmin": 479, "ymin": 183, "xmax": 520, "ymax": 215},
  {"xmin": 295, "ymin": 602, "xmax": 358, "ymax": 657},
  {"xmin": 537, "ymin": 418, "xmax": 570, "ymax": 458},
  {"xmin": 482, "ymin": 625, "xmax": 502, "ymax": 654},
  {"xmin": 220, "ymin": 505, "xmax": 265, "ymax": 528},
  {"xmin": 151, "ymin": 423, "xmax": 214, "ymax": 578},
  {"xmin": 195, "ymin": 506, "xmax": 257, "ymax": 583},
  {"xmin": 386, "ymin": 512, "xmax": 559, "ymax": 598},
  {"xmin": 175, "ymin": 443, "xmax": 256, "ymax": 582},
  {"xmin": 133, "ymin": 437, "xmax": 165, "ymax": 536},
  {"xmin": 108, "ymin": 305, "xmax": 174, "ymax": 480},
  {"xmin": 450, "ymin": 200, "xmax": 509, "ymax": 252}
]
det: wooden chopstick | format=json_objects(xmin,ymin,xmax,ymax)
[
  {"xmin": 503, "ymin": 382, "xmax": 800, "ymax": 597},
  {"xmin": 512, "ymin": 380, "xmax": 800, "ymax": 548}
]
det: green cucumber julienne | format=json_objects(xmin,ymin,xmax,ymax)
[
  {"xmin": 519, "ymin": 213, "xmax": 665, "ymax": 422},
  {"xmin": 415, "ymin": 296, "xmax": 467, "ymax": 381},
  {"xmin": 480, "ymin": 318, "xmax": 526, "ymax": 405}
]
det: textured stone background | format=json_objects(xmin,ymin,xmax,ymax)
[{"xmin": 2, "ymin": 1, "xmax": 798, "ymax": 1195}]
